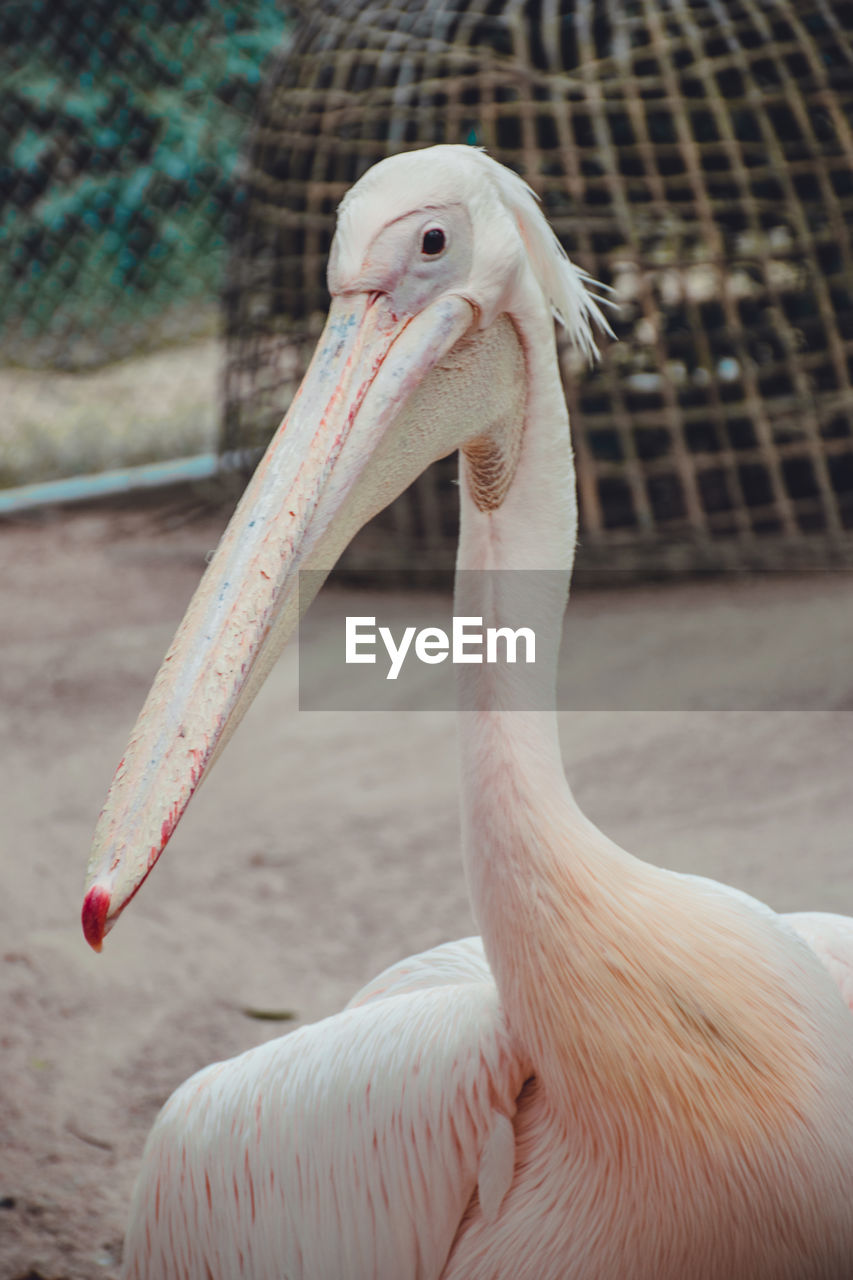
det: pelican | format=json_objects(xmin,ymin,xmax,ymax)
[{"xmin": 83, "ymin": 146, "xmax": 853, "ymax": 1278}]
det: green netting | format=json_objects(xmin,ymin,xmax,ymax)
[{"xmin": 0, "ymin": 0, "xmax": 288, "ymax": 367}]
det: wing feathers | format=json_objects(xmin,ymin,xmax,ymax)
[
  {"xmin": 347, "ymin": 936, "xmax": 492, "ymax": 1008},
  {"xmin": 477, "ymin": 1111, "xmax": 517, "ymax": 1224},
  {"xmin": 124, "ymin": 942, "xmax": 526, "ymax": 1280},
  {"xmin": 782, "ymin": 911, "xmax": 853, "ymax": 1013}
]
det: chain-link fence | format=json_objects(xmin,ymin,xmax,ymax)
[{"xmin": 0, "ymin": 0, "xmax": 288, "ymax": 369}]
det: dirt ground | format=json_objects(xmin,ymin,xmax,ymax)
[{"xmin": 1, "ymin": 498, "xmax": 852, "ymax": 1280}]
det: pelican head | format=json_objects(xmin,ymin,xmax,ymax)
[{"xmin": 82, "ymin": 145, "xmax": 608, "ymax": 949}]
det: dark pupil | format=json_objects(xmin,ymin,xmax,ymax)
[{"xmin": 422, "ymin": 228, "xmax": 445, "ymax": 255}]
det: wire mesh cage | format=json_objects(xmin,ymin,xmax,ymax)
[
  {"xmin": 223, "ymin": 0, "xmax": 853, "ymax": 570},
  {"xmin": 0, "ymin": 0, "xmax": 287, "ymax": 369}
]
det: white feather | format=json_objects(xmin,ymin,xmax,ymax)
[
  {"xmin": 123, "ymin": 941, "xmax": 527, "ymax": 1280},
  {"xmin": 477, "ymin": 1112, "xmax": 517, "ymax": 1224},
  {"xmin": 462, "ymin": 147, "xmax": 616, "ymax": 362}
]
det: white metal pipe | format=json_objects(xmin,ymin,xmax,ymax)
[{"xmin": 0, "ymin": 449, "xmax": 262, "ymax": 516}]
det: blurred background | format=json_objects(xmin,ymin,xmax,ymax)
[
  {"xmin": 3, "ymin": 8, "xmax": 853, "ymax": 1278},
  {"xmin": 3, "ymin": 0, "xmax": 853, "ymax": 571},
  {"xmin": 1, "ymin": 0, "xmax": 288, "ymax": 488}
]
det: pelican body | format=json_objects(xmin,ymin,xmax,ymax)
[{"xmin": 83, "ymin": 147, "xmax": 853, "ymax": 1278}]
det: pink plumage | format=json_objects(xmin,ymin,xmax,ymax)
[{"xmin": 83, "ymin": 148, "xmax": 853, "ymax": 1279}]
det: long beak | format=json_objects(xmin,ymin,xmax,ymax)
[{"xmin": 82, "ymin": 291, "xmax": 475, "ymax": 949}]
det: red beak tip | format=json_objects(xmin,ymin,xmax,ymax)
[{"xmin": 82, "ymin": 884, "xmax": 111, "ymax": 952}]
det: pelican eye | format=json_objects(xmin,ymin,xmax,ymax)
[{"xmin": 421, "ymin": 228, "xmax": 446, "ymax": 256}]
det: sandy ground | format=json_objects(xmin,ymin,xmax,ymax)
[{"xmin": 1, "ymin": 499, "xmax": 852, "ymax": 1279}]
